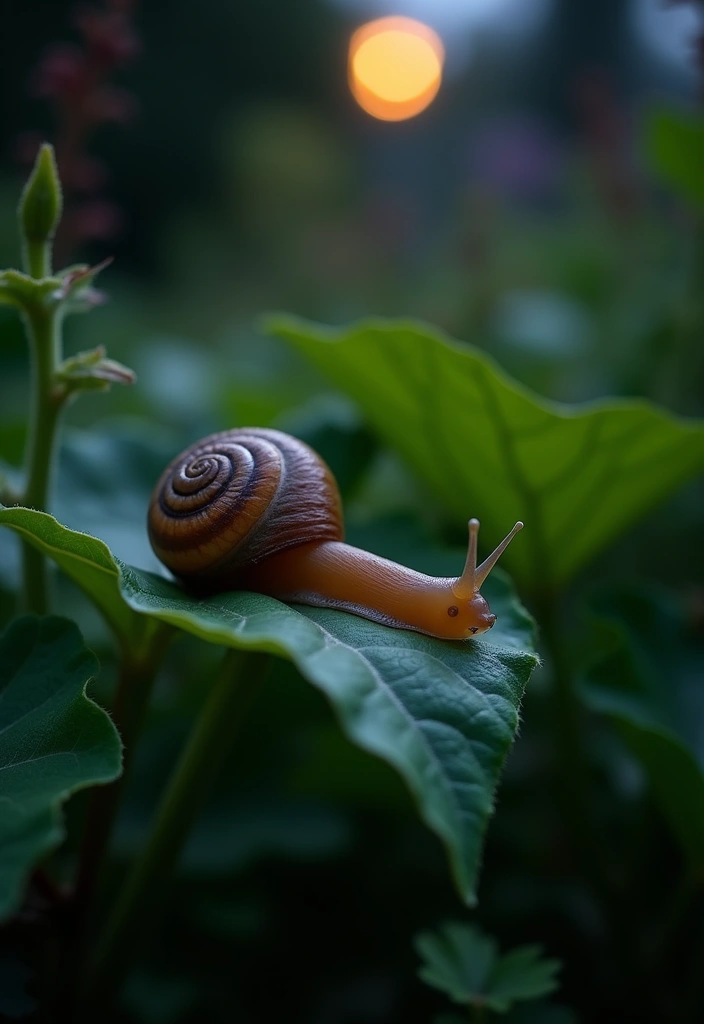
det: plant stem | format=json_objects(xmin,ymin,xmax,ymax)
[
  {"xmin": 83, "ymin": 648, "xmax": 268, "ymax": 1007},
  {"xmin": 73, "ymin": 650, "xmax": 165, "ymax": 918},
  {"xmin": 23, "ymin": 235, "xmax": 51, "ymax": 281},
  {"xmin": 20, "ymin": 305, "xmax": 64, "ymax": 614},
  {"xmin": 54, "ymin": 630, "xmax": 174, "ymax": 1022}
]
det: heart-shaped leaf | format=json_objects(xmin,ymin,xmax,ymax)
[
  {"xmin": 0, "ymin": 507, "xmax": 538, "ymax": 904},
  {"xmin": 268, "ymin": 318, "xmax": 704, "ymax": 587},
  {"xmin": 0, "ymin": 615, "xmax": 122, "ymax": 920}
]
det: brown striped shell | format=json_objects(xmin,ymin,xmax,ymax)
[{"xmin": 148, "ymin": 428, "xmax": 344, "ymax": 593}]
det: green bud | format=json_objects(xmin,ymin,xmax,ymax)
[{"xmin": 19, "ymin": 144, "xmax": 63, "ymax": 278}]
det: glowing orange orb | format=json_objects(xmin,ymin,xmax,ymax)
[{"xmin": 349, "ymin": 16, "xmax": 445, "ymax": 122}]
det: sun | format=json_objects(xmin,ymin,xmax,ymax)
[{"xmin": 349, "ymin": 16, "xmax": 445, "ymax": 122}]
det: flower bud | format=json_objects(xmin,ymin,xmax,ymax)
[{"xmin": 19, "ymin": 144, "xmax": 63, "ymax": 249}]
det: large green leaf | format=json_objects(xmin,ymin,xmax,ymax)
[
  {"xmin": 268, "ymin": 318, "xmax": 704, "ymax": 587},
  {"xmin": 581, "ymin": 588, "xmax": 704, "ymax": 869},
  {"xmin": 0, "ymin": 616, "xmax": 122, "ymax": 920},
  {"xmin": 0, "ymin": 507, "xmax": 538, "ymax": 903}
]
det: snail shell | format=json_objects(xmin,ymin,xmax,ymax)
[{"xmin": 148, "ymin": 428, "xmax": 343, "ymax": 593}]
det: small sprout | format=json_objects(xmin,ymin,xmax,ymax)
[{"xmin": 415, "ymin": 921, "xmax": 561, "ymax": 1015}]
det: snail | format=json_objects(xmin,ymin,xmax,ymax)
[{"xmin": 148, "ymin": 428, "xmax": 523, "ymax": 641}]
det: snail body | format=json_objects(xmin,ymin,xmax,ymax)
[{"xmin": 148, "ymin": 428, "xmax": 523, "ymax": 641}]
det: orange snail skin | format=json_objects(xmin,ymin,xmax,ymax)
[{"xmin": 148, "ymin": 428, "xmax": 523, "ymax": 641}]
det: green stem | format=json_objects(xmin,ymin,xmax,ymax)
[
  {"xmin": 54, "ymin": 647, "xmax": 166, "ymax": 1022},
  {"xmin": 83, "ymin": 648, "xmax": 268, "ymax": 1006},
  {"xmin": 54, "ymin": 628, "xmax": 174, "ymax": 1023},
  {"xmin": 73, "ymin": 647, "xmax": 166, "ymax": 918},
  {"xmin": 23, "ymin": 236, "xmax": 51, "ymax": 281},
  {"xmin": 20, "ymin": 305, "xmax": 64, "ymax": 614}
]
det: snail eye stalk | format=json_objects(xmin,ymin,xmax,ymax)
[{"xmin": 453, "ymin": 519, "xmax": 523, "ymax": 600}]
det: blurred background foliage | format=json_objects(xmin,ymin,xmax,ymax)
[{"xmin": 1, "ymin": 1, "xmax": 703, "ymax": 1021}]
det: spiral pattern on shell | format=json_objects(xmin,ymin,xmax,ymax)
[{"xmin": 148, "ymin": 428, "xmax": 344, "ymax": 591}]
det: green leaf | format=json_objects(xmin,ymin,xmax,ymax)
[
  {"xmin": 0, "ymin": 616, "xmax": 122, "ymax": 920},
  {"xmin": 489, "ymin": 946, "xmax": 563, "ymax": 1010},
  {"xmin": 0, "ymin": 507, "xmax": 538, "ymax": 904},
  {"xmin": 416, "ymin": 922, "xmax": 561, "ymax": 1012},
  {"xmin": 0, "ymin": 506, "xmax": 160, "ymax": 657},
  {"xmin": 268, "ymin": 318, "xmax": 704, "ymax": 588},
  {"xmin": 0, "ymin": 263, "xmax": 109, "ymax": 317},
  {"xmin": 648, "ymin": 109, "xmax": 704, "ymax": 210},
  {"xmin": 117, "ymin": 573, "xmax": 536, "ymax": 906},
  {"xmin": 56, "ymin": 345, "xmax": 136, "ymax": 393},
  {"xmin": 417, "ymin": 923, "xmax": 497, "ymax": 1004},
  {"xmin": 581, "ymin": 587, "xmax": 704, "ymax": 869}
]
